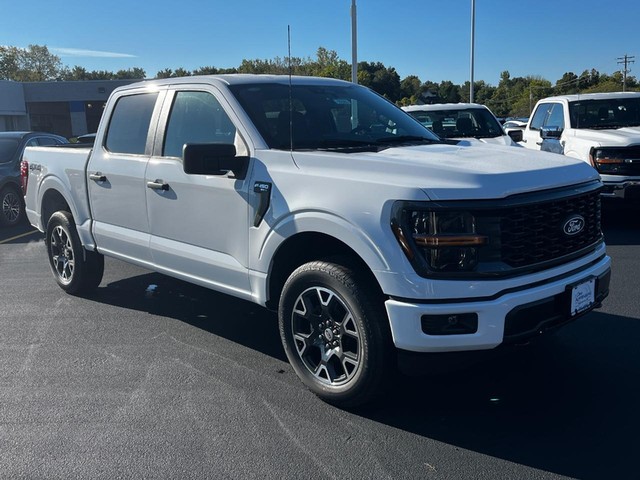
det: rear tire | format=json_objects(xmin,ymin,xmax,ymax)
[
  {"xmin": 278, "ymin": 261, "xmax": 393, "ymax": 408},
  {"xmin": 0, "ymin": 184, "xmax": 24, "ymax": 227},
  {"xmin": 46, "ymin": 211, "xmax": 104, "ymax": 295}
]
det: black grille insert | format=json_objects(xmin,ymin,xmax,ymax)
[{"xmin": 500, "ymin": 189, "xmax": 602, "ymax": 268}]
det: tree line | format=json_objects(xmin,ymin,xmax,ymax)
[{"xmin": 1, "ymin": 44, "xmax": 637, "ymax": 117}]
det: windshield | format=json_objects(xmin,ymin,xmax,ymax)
[
  {"xmin": 228, "ymin": 82, "xmax": 439, "ymax": 151},
  {"xmin": 406, "ymin": 107, "xmax": 505, "ymax": 139},
  {"xmin": 0, "ymin": 138, "xmax": 20, "ymax": 164},
  {"xmin": 569, "ymin": 97, "xmax": 640, "ymax": 129}
]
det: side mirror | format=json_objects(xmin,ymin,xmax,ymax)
[
  {"xmin": 507, "ymin": 130, "xmax": 523, "ymax": 142},
  {"xmin": 183, "ymin": 143, "xmax": 248, "ymax": 178},
  {"xmin": 540, "ymin": 126, "xmax": 563, "ymax": 140}
]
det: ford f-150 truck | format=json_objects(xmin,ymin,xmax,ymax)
[
  {"xmin": 23, "ymin": 75, "xmax": 611, "ymax": 407},
  {"xmin": 522, "ymin": 92, "xmax": 640, "ymax": 199}
]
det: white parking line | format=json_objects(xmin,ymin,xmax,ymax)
[{"xmin": 0, "ymin": 229, "xmax": 39, "ymax": 244}]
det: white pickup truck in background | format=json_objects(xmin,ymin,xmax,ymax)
[
  {"xmin": 22, "ymin": 75, "xmax": 611, "ymax": 407},
  {"xmin": 522, "ymin": 92, "xmax": 640, "ymax": 200}
]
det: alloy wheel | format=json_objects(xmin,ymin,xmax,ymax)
[{"xmin": 290, "ymin": 286, "xmax": 361, "ymax": 386}]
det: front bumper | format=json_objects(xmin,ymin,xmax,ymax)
[
  {"xmin": 600, "ymin": 175, "xmax": 640, "ymax": 199},
  {"xmin": 384, "ymin": 254, "xmax": 611, "ymax": 353}
]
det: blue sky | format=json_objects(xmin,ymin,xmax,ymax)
[{"xmin": 1, "ymin": 0, "xmax": 638, "ymax": 85}]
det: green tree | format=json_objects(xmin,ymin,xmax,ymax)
[
  {"xmin": 114, "ymin": 67, "xmax": 146, "ymax": 79},
  {"xmin": 357, "ymin": 61, "xmax": 401, "ymax": 101},
  {"xmin": 437, "ymin": 80, "xmax": 460, "ymax": 103},
  {"xmin": 0, "ymin": 44, "xmax": 63, "ymax": 81},
  {"xmin": 554, "ymin": 72, "xmax": 580, "ymax": 95}
]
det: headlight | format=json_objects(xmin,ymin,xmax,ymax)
[
  {"xmin": 589, "ymin": 147, "xmax": 625, "ymax": 171},
  {"xmin": 392, "ymin": 203, "xmax": 488, "ymax": 275}
]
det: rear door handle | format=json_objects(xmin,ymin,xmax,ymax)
[
  {"xmin": 147, "ymin": 179, "xmax": 170, "ymax": 191},
  {"xmin": 89, "ymin": 172, "xmax": 107, "ymax": 182},
  {"xmin": 536, "ymin": 141, "xmax": 543, "ymax": 146}
]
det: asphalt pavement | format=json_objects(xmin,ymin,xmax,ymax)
[{"xmin": 0, "ymin": 203, "xmax": 638, "ymax": 479}]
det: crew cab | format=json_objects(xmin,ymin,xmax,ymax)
[
  {"xmin": 22, "ymin": 75, "xmax": 611, "ymax": 407},
  {"xmin": 522, "ymin": 92, "xmax": 640, "ymax": 199}
]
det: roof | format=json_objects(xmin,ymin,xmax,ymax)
[
  {"xmin": 116, "ymin": 74, "xmax": 353, "ymax": 92},
  {"xmin": 0, "ymin": 131, "xmax": 31, "ymax": 139},
  {"xmin": 402, "ymin": 103, "xmax": 490, "ymax": 112},
  {"xmin": 538, "ymin": 91, "xmax": 640, "ymax": 103}
]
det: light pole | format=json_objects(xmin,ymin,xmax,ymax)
[
  {"xmin": 470, "ymin": 0, "xmax": 475, "ymax": 103},
  {"xmin": 351, "ymin": 0, "xmax": 358, "ymax": 84}
]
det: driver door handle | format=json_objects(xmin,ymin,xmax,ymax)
[
  {"xmin": 147, "ymin": 179, "xmax": 170, "ymax": 191},
  {"xmin": 89, "ymin": 172, "xmax": 107, "ymax": 182}
]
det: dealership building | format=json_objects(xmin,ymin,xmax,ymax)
[{"xmin": 0, "ymin": 79, "xmax": 136, "ymax": 138}]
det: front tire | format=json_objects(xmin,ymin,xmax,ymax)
[
  {"xmin": 46, "ymin": 211, "xmax": 104, "ymax": 295},
  {"xmin": 0, "ymin": 184, "xmax": 24, "ymax": 227},
  {"xmin": 279, "ymin": 261, "xmax": 393, "ymax": 408}
]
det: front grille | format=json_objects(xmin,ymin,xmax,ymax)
[{"xmin": 500, "ymin": 189, "xmax": 602, "ymax": 268}]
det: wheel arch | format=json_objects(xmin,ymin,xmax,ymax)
[
  {"xmin": 40, "ymin": 188, "xmax": 72, "ymax": 231},
  {"xmin": 265, "ymin": 231, "xmax": 385, "ymax": 311},
  {"xmin": 37, "ymin": 174, "xmax": 95, "ymax": 250}
]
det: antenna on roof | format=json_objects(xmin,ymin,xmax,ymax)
[{"xmin": 288, "ymin": 25, "xmax": 293, "ymax": 152}]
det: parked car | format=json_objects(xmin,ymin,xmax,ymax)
[
  {"xmin": 402, "ymin": 103, "xmax": 522, "ymax": 145},
  {"xmin": 0, "ymin": 131, "xmax": 67, "ymax": 227},
  {"xmin": 502, "ymin": 119, "xmax": 528, "ymax": 137},
  {"xmin": 521, "ymin": 92, "xmax": 640, "ymax": 199}
]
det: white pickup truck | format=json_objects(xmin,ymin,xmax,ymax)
[
  {"xmin": 522, "ymin": 92, "xmax": 640, "ymax": 199},
  {"xmin": 23, "ymin": 75, "xmax": 611, "ymax": 407}
]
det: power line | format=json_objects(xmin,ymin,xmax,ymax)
[{"xmin": 617, "ymin": 54, "xmax": 635, "ymax": 92}]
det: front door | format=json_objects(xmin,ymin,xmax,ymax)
[{"xmin": 145, "ymin": 88, "xmax": 253, "ymax": 298}]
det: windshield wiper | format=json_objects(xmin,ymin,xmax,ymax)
[
  {"xmin": 376, "ymin": 135, "xmax": 437, "ymax": 144},
  {"xmin": 588, "ymin": 124, "xmax": 627, "ymax": 130},
  {"xmin": 315, "ymin": 139, "xmax": 382, "ymax": 152}
]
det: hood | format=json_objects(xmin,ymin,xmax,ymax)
[
  {"xmin": 455, "ymin": 135, "xmax": 518, "ymax": 147},
  {"xmin": 291, "ymin": 143, "xmax": 600, "ymax": 201},
  {"xmin": 573, "ymin": 126, "xmax": 640, "ymax": 146}
]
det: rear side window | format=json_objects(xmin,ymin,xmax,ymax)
[
  {"xmin": 105, "ymin": 93, "xmax": 158, "ymax": 155},
  {"xmin": 37, "ymin": 137, "xmax": 62, "ymax": 146}
]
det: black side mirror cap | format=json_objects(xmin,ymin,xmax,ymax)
[
  {"xmin": 540, "ymin": 126, "xmax": 563, "ymax": 139},
  {"xmin": 183, "ymin": 143, "xmax": 248, "ymax": 179},
  {"xmin": 507, "ymin": 130, "xmax": 523, "ymax": 142}
]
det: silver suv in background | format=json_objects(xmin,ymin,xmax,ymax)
[{"xmin": 403, "ymin": 103, "xmax": 522, "ymax": 146}]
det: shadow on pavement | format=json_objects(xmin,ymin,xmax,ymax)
[
  {"xmin": 89, "ymin": 271, "xmax": 285, "ymax": 362},
  {"xmin": 87, "ymin": 268, "xmax": 639, "ymax": 479},
  {"xmin": 355, "ymin": 310, "xmax": 639, "ymax": 480}
]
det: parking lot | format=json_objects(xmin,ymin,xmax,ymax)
[{"xmin": 0, "ymin": 202, "xmax": 638, "ymax": 479}]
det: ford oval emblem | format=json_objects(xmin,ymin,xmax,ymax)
[{"xmin": 563, "ymin": 215, "xmax": 585, "ymax": 236}]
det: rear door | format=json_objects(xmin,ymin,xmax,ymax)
[
  {"xmin": 87, "ymin": 90, "xmax": 163, "ymax": 265},
  {"xmin": 145, "ymin": 86, "xmax": 253, "ymax": 298}
]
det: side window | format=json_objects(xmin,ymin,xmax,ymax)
[
  {"xmin": 26, "ymin": 139, "xmax": 39, "ymax": 147},
  {"xmin": 544, "ymin": 103, "xmax": 565, "ymax": 129},
  {"xmin": 529, "ymin": 103, "xmax": 552, "ymax": 131},
  {"xmin": 37, "ymin": 137, "xmax": 60, "ymax": 146},
  {"xmin": 105, "ymin": 93, "xmax": 158, "ymax": 155},
  {"xmin": 163, "ymin": 91, "xmax": 238, "ymax": 158}
]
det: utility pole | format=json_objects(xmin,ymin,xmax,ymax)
[
  {"xmin": 617, "ymin": 54, "xmax": 635, "ymax": 92},
  {"xmin": 469, "ymin": 0, "xmax": 475, "ymax": 103},
  {"xmin": 351, "ymin": 0, "xmax": 358, "ymax": 84}
]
